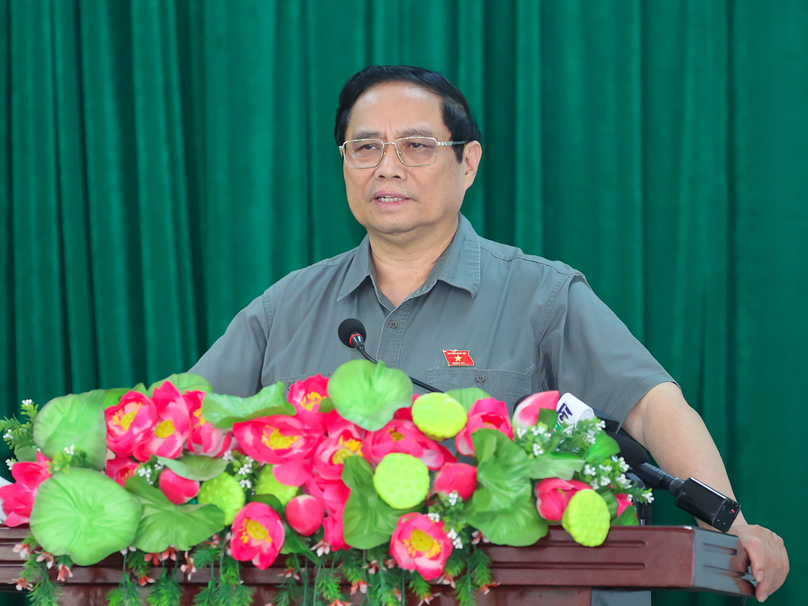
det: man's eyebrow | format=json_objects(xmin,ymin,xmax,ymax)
[{"xmin": 348, "ymin": 127, "xmax": 437, "ymax": 140}]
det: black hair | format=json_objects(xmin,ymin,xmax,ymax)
[{"xmin": 335, "ymin": 65, "xmax": 481, "ymax": 162}]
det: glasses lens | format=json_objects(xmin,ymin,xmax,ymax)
[
  {"xmin": 344, "ymin": 139, "xmax": 384, "ymax": 168},
  {"xmin": 396, "ymin": 137, "xmax": 437, "ymax": 166}
]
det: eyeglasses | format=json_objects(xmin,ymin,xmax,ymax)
[{"xmin": 339, "ymin": 137, "xmax": 467, "ymax": 168}]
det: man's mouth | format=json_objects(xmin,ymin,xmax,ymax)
[{"xmin": 375, "ymin": 195, "xmax": 408, "ymax": 203}]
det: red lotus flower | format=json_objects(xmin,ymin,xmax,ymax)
[
  {"xmin": 534, "ymin": 477, "xmax": 592, "ymax": 521},
  {"xmin": 0, "ymin": 452, "xmax": 52, "ymax": 526},
  {"xmin": 132, "ymin": 383, "xmax": 192, "ymax": 461},
  {"xmin": 323, "ymin": 514, "xmax": 348, "ymax": 551},
  {"xmin": 306, "ymin": 477, "xmax": 351, "ymax": 518},
  {"xmin": 431, "ymin": 463, "xmax": 477, "ymax": 501},
  {"xmin": 158, "ymin": 468, "xmax": 200, "ymax": 505},
  {"xmin": 512, "ymin": 391, "xmax": 560, "ymax": 429},
  {"xmin": 105, "ymin": 456, "xmax": 140, "ymax": 488},
  {"xmin": 105, "ymin": 391, "xmax": 158, "ymax": 457},
  {"xmin": 230, "ymin": 502, "xmax": 285, "ymax": 569},
  {"xmin": 285, "ymin": 495, "xmax": 325, "ymax": 536},
  {"xmin": 390, "ymin": 513, "xmax": 452, "ymax": 580},
  {"xmin": 365, "ymin": 419, "xmax": 455, "ymax": 471},
  {"xmin": 185, "ymin": 391, "xmax": 232, "ymax": 457},
  {"xmin": 454, "ymin": 398, "xmax": 514, "ymax": 457},
  {"xmin": 232, "ymin": 414, "xmax": 322, "ymax": 465},
  {"xmin": 288, "ymin": 375, "xmax": 329, "ymax": 414},
  {"xmin": 313, "ymin": 425, "xmax": 366, "ymax": 481}
]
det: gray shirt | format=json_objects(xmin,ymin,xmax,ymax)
[{"xmin": 191, "ymin": 214, "xmax": 673, "ymax": 425}]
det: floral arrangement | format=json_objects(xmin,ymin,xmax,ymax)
[{"xmin": 0, "ymin": 359, "xmax": 651, "ymax": 606}]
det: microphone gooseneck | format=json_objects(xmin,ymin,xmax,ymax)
[{"xmin": 337, "ymin": 318, "xmax": 442, "ymax": 393}]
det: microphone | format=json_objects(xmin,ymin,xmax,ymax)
[
  {"xmin": 337, "ymin": 318, "xmax": 441, "ymax": 393},
  {"xmin": 633, "ymin": 462, "xmax": 741, "ymax": 532},
  {"xmin": 338, "ymin": 318, "xmax": 377, "ymax": 363}
]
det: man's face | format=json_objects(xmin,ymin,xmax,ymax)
[{"xmin": 342, "ymin": 82, "xmax": 481, "ymax": 245}]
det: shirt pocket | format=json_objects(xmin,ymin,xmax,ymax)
[{"xmin": 424, "ymin": 367, "xmax": 531, "ymax": 408}]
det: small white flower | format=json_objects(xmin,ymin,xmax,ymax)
[
  {"xmin": 590, "ymin": 480, "xmax": 600, "ymax": 489},
  {"xmin": 6, "ymin": 459, "xmax": 15, "ymax": 470},
  {"xmin": 563, "ymin": 424, "xmax": 574, "ymax": 435},
  {"xmin": 583, "ymin": 465, "xmax": 596, "ymax": 476},
  {"xmin": 596, "ymin": 420, "xmax": 606, "ymax": 431},
  {"xmin": 446, "ymin": 528, "xmax": 457, "ymax": 540},
  {"xmin": 531, "ymin": 426, "xmax": 540, "ymax": 436},
  {"xmin": 22, "ymin": 399, "xmax": 33, "ymax": 406},
  {"xmin": 222, "ymin": 450, "xmax": 234, "ymax": 461},
  {"xmin": 239, "ymin": 479, "xmax": 253, "ymax": 489},
  {"xmin": 427, "ymin": 512, "xmax": 441, "ymax": 523},
  {"xmin": 452, "ymin": 538, "xmax": 463, "ymax": 549},
  {"xmin": 642, "ymin": 490, "xmax": 654, "ymax": 504},
  {"xmin": 4, "ymin": 431, "xmax": 12, "ymax": 440},
  {"xmin": 532, "ymin": 443, "xmax": 543, "ymax": 456},
  {"xmin": 587, "ymin": 435, "xmax": 596, "ymax": 444},
  {"xmin": 600, "ymin": 476, "xmax": 611, "ymax": 487},
  {"xmin": 598, "ymin": 464, "xmax": 612, "ymax": 474},
  {"xmin": 515, "ymin": 427, "xmax": 527, "ymax": 439}
]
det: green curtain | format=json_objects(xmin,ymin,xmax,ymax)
[{"xmin": 2, "ymin": 1, "xmax": 806, "ymax": 605}]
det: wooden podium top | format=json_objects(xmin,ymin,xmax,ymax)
[{"xmin": 0, "ymin": 525, "xmax": 755, "ymax": 602}]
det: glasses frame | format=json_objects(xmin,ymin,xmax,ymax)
[{"xmin": 339, "ymin": 136, "xmax": 468, "ymax": 168}]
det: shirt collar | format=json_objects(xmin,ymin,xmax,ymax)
[{"xmin": 337, "ymin": 213, "xmax": 481, "ymax": 301}]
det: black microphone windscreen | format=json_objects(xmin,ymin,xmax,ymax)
[
  {"xmin": 338, "ymin": 318, "xmax": 367, "ymax": 348},
  {"xmin": 609, "ymin": 430, "xmax": 650, "ymax": 470}
]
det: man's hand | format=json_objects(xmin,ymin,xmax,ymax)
[
  {"xmin": 623, "ymin": 382, "xmax": 790, "ymax": 601},
  {"xmin": 733, "ymin": 523, "xmax": 788, "ymax": 602}
]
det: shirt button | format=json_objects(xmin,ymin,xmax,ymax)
[
  {"xmin": 388, "ymin": 321, "xmax": 398, "ymax": 329},
  {"xmin": 475, "ymin": 374, "xmax": 485, "ymax": 383}
]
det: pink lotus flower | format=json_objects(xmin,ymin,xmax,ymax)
[
  {"xmin": 512, "ymin": 391, "xmax": 560, "ymax": 429},
  {"xmin": 365, "ymin": 419, "xmax": 455, "ymax": 471},
  {"xmin": 432, "ymin": 463, "xmax": 477, "ymax": 501},
  {"xmin": 288, "ymin": 375, "xmax": 329, "ymax": 414},
  {"xmin": 390, "ymin": 513, "xmax": 452, "ymax": 580},
  {"xmin": 454, "ymin": 398, "xmax": 514, "ymax": 457},
  {"xmin": 233, "ymin": 414, "xmax": 322, "ymax": 466},
  {"xmin": 285, "ymin": 495, "xmax": 325, "ymax": 536},
  {"xmin": 132, "ymin": 383, "xmax": 192, "ymax": 461},
  {"xmin": 105, "ymin": 392, "xmax": 158, "ymax": 457},
  {"xmin": 158, "ymin": 468, "xmax": 200, "ymax": 505},
  {"xmin": 105, "ymin": 456, "xmax": 140, "ymax": 488},
  {"xmin": 323, "ymin": 514, "xmax": 348, "ymax": 551},
  {"xmin": 185, "ymin": 391, "xmax": 232, "ymax": 457},
  {"xmin": 616, "ymin": 494, "xmax": 632, "ymax": 517},
  {"xmin": 534, "ymin": 478, "xmax": 592, "ymax": 521},
  {"xmin": 314, "ymin": 425, "xmax": 366, "ymax": 481},
  {"xmin": 0, "ymin": 452, "xmax": 52, "ymax": 526},
  {"xmin": 306, "ymin": 477, "xmax": 351, "ymax": 518},
  {"xmin": 230, "ymin": 502, "xmax": 285, "ymax": 569}
]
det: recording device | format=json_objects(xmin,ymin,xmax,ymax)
[
  {"xmin": 337, "ymin": 318, "xmax": 442, "ymax": 393},
  {"xmin": 633, "ymin": 462, "xmax": 741, "ymax": 532}
]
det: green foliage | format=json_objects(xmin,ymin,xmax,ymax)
[
  {"xmin": 201, "ymin": 383, "xmax": 292, "ymax": 430},
  {"xmin": 147, "ymin": 373, "xmax": 213, "ymax": 396},
  {"xmin": 127, "ymin": 475, "xmax": 225, "ymax": 552},
  {"xmin": 191, "ymin": 578, "xmax": 218, "ymax": 606},
  {"xmin": 147, "ymin": 568, "xmax": 182, "ymax": 606},
  {"xmin": 444, "ymin": 388, "xmax": 490, "ymax": 411},
  {"xmin": 342, "ymin": 455, "xmax": 420, "ymax": 549},
  {"xmin": 314, "ymin": 567, "xmax": 342, "ymax": 604},
  {"xmin": 30, "ymin": 468, "xmax": 142, "ymax": 565},
  {"xmin": 470, "ymin": 549, "xmax": 492, "ymax": 588},
  {"xmin": 329, "ymin": 359, "xmax": 413, "ymax": 431},
  {"xmin": 33, "ymin": 391, "xmax": 108, "ymax": 470},
  {"xmin": 408, "ymin": 571, "xmax": 433, "ymax": 602},
  {"xmin": 107, "ymin": 574, "xmax": 143, "ymax": 606},
  {"xmin": 0, "ymin": 399, "xmax": 39, "ymax": 461},
  {"xmin": 157, "ymin": 454, "xmax": 228, "ymax": 481}
]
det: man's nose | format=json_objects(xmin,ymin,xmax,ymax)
[{"xmin": 375, "ymin": 142, "xmax": 405, "ymax": 177}]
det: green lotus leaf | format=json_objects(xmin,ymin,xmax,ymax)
[
  {"xmin": 102, "ymin": 388, "xmax": 131, "ymax": 409},
  {"xmin": 528, "ymin": 452, "xmax": 586, "ymax": 480},
  {"xmin": 613, "ymin": 504, "xmax": 640, "ymax": 526},
  {"xmin": 148, "ymin": 373, "xmax": 213, "ymax": 396},
  {"xmin": 329, "ymin": 360, "xmax": 413, "ymax": 431},
  {"xmin": 342, "ymin": 455, "xmax": 418, "ymax": 549},
  {"xmin": 33, "ymin": 391, "xmax": 107, "ymax": 470},
  {"xmin": 587, "ymin": 433, "xmax": 620, "ymax": 461},
  {"xmin": 467, "ymin": 428, "xmax": 531, "ymax": 514},
  {"xmin": 157, "ymin": 454, "xmax": 228, "ymax": 481},
  {"xmin": 538, "ymin": 407, "xmax": 559, "ymax": 429},
  {"xmin": 126, "ymin": 476, "xmax": 225, "ymax": 552},
  {"xmin": 201, "ymin": 383, "xmax": 293, "ymax": 430},
  {"xmin": 445, "ymin": 387, "xmax": 490, "ymax": 412},
  {"xmin": 30, "ymin": 468, "xmax": 142, "ymax": 565},
  {"xmin": 468, "ymin": 497, "xmax": 547, "ymax": 546}
]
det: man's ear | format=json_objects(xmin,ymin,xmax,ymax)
[{"xmin": 462, "ymin": 141, "xmax": 483, "ymax": 188}]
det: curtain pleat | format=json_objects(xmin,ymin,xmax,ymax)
[{"xmin": 2, "ymin": 2, "xmax": 806, "ymax": 605}]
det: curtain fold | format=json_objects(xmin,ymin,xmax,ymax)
[{"xmin": 2, "ymin": 2, "xmax": 806, "ymax": 605}]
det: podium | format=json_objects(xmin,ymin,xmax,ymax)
[{"xmin": 0, "ymin": 525, "xmax": 755, "ymax": 605}]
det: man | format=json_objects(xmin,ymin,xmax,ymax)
[{"xmin": 191, "ymin": 65, "xmax": 787, "ymax": 602}]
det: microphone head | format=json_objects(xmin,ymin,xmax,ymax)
[{"xmin": 338, "ymin": 318, "xmax": 367, "ymax": 348}]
